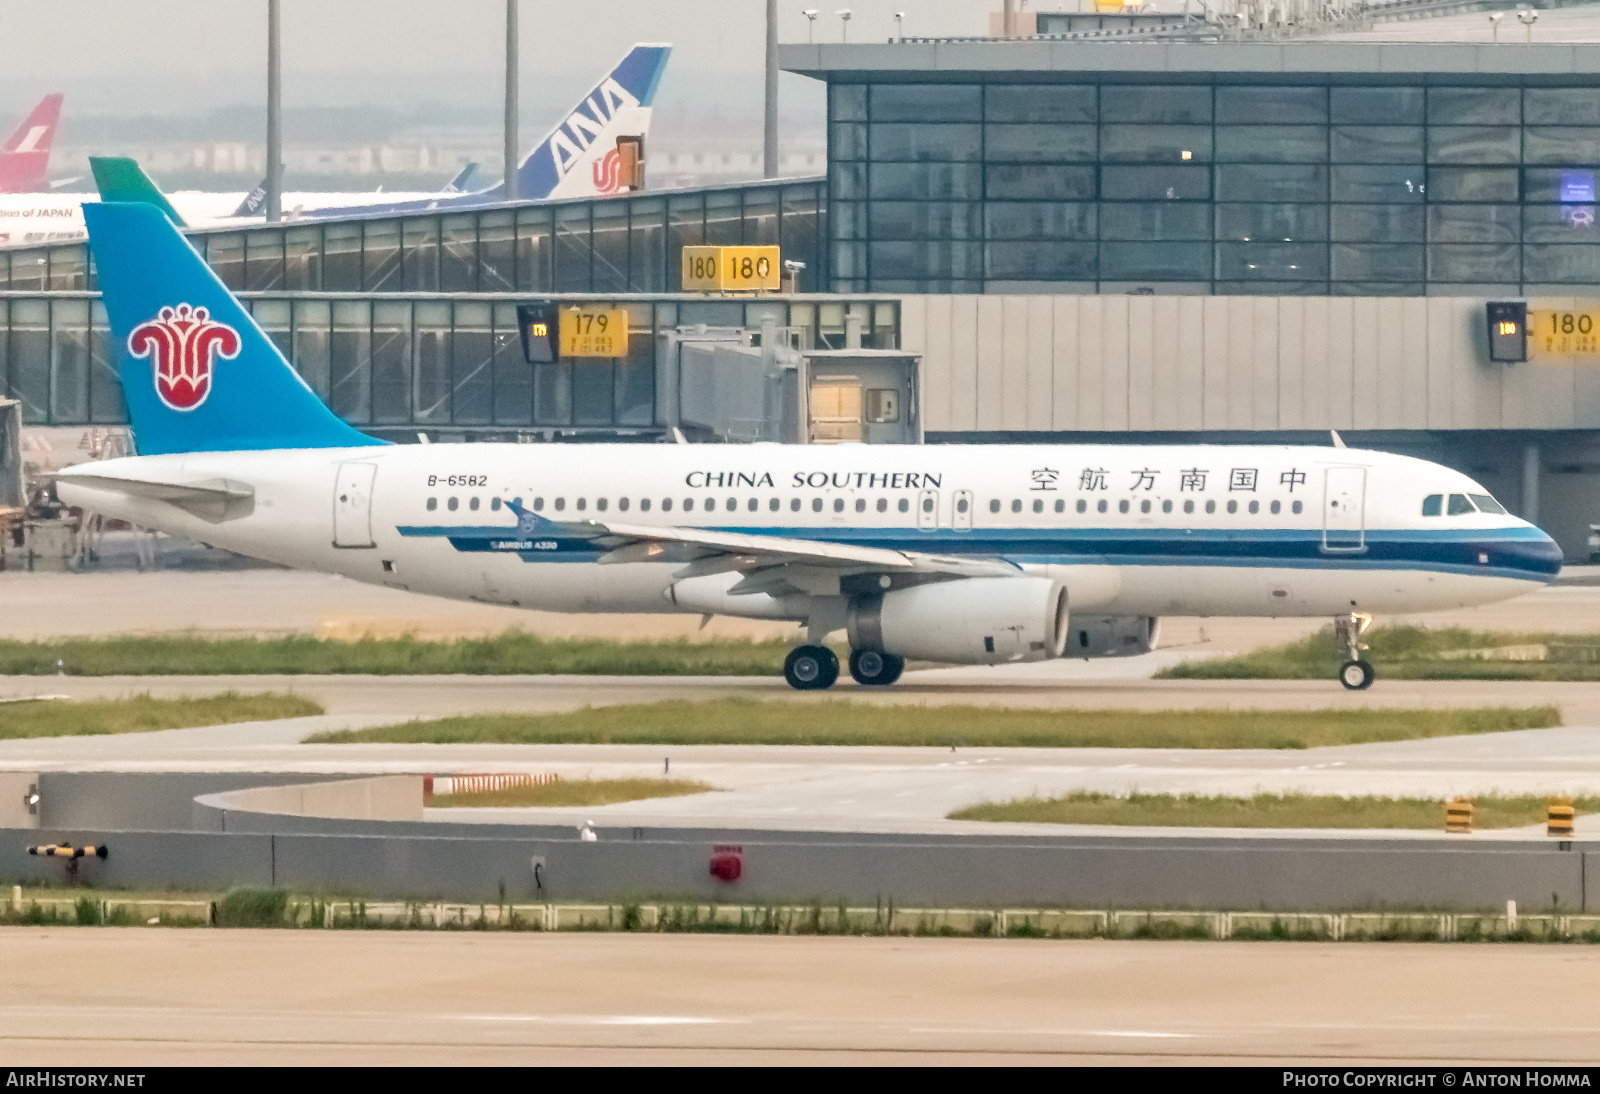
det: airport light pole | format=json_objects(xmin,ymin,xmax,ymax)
[
  {"xmin": 265, "ymin": 0, "xmax": 282, "ymax": 223},
  {"xmin": 764, "ymin": 0, "xmax": 779, "ymax": 179},
  {"xmin": 503, "ymin": 0, "xmax": 520, "ymax": 202}
]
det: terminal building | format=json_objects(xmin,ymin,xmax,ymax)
[{"xmin": 7, "ymin": 29, "xmax": 1600, "ymax": 555}]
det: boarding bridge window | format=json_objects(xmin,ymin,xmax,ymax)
[
  {"xmin": 1471, "ymin": 493, "xmax": 1508, "ymax": 514},
  {"xmin": 1422, "ymin": 495, "xmax": 1443, "ymax": 517},
  {"xmin": 1448, "ymin": 493, "xmax": 1476, "ymax": 515},
  {"xmin": 448, "ymin": 497, "xmax": 459, "ymax": 511},
  {"xmin": 427, "ymin": 497, "xmax": 437, "ymax": 511}
]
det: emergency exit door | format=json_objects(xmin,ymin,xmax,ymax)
[
  {"xmin": 1322, "ymin": 466, "xmax": 1366, "ymax": 552},
  {"xmin": 333, "ymin": 462, "xmax": 377, "ymax": 548}
]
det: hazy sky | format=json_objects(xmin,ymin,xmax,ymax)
[{"xmin": 0, "ymin": 1, "xmax": 992, "ymax": 126}]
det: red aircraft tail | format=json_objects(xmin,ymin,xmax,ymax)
[{"xmin": 0, "ymin": 94, "xmax": 64, "ymax": 193}]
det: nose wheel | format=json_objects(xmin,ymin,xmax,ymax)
[
  {"xmin": 784, "ymin": 644, "xmax": 839, "ymax": 690},
  {"xmin": 1335, "ymin": 612, "xmax": 1375, "ymax": 690},
  {"xmin": 848, "ymin": 648, "xmax": 905, "ymax": 686}
]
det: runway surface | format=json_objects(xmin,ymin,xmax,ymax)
[{"xmin": 2, "ymin": 930, "xmax": 1597, "ymax": 1064}]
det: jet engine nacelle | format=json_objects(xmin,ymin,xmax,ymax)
[
  {"xmin": 847, "ymin": 576, "xmax": 1070, "ymax": 666},
  {"xmin": 1065, "ymin": 615, "xmax": 1161, "ymax": 659}
]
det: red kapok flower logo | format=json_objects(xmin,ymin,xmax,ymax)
[{"xmin": 127, "ymin": 303, "xmax": 241, "ymax": 412}]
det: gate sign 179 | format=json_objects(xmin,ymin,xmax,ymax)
[{"xmin": 559, "ymin": 306, "xmax": 630, "ymax": 358}]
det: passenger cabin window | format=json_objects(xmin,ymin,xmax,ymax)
[
  {"xmin": 1033, "ymin": 499, "xmax": 1044, "ymax": 514},
  {"xmin": 640, "ymin": 498, "xmax": 651, "ymax": 512},
  {"xmin": 1011, "ymin": 499, "xmax": 1022, "ymax": 513},
  {"xmin": 1077, "ymin": 499, "xmax": 1087, "ymax": 514},
  {"xmin": 834, "ymin": 498, "xmax": 845, "ymax": 513},
  {"xmin": 1292, "ymin": 500, "xmax": 1303, "ymax": 515},
  {"xmin": 1471, "ymin": 493, "xmax": 1508, "ymax": 515},
  {"xmin": 878, "ymin": 498, "xmax": 889, "ymax": 513},
  {"xmin": 618, "ymin": 498, "xmax": 629, "ymax": 511},
  {"xmin": 426, "ymin": 497, "xmax": 437, "ymax": 511},
  {"xmin": 447, "ymin": 497, "xmax": 459, "ymax": 511},
  {"xmin": 1118, "ymin": 499, "xmax": 1130, "ymax": 514},
  {"xmin": 490, "ymin": 497, "xmax": 502, "ymax": 511},
  {"xmin": 661, "ymin": 498, "xmax": 672, "ymax": 511},
  {"xmin": 812, "ymin": 498, "xmax": 823, "ymax": 512},
  {"xmin": 790, "ymin": 498, "xmax": 801, "ymax": 512},
  {"xmin": 898, "ymin": 498, "xmax": 910, "ymax": 513},
  {"xmin": 532, "ymin": 497, "xmax": 545, "ymax": 511},
  {"xmin": 1422, "ymin": 494, "xmax": 1443, "ymax": 516},
  {"xmin": 469, "ymin": 497, "xmax": 480, "ymax": 511},
  {"xmin": 1054, "ymin": 499, "xmax": 1065, "ymax": 513},
  {"xmin": 1182, "ymin": 499, "xmax": 1194, "ymax": 514},
  {"xmin": 1448, "ymin": 493, "xmax": 1476, "ymax": 516},
  {"xmin": 990, "ymin": 499, "xmax": 1001, "ymax": 513}
]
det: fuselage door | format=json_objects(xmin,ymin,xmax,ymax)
[
  {"xmin": 1322, "ymin": 466, "xmax": 1367, "ymax": 552},
  {"xmin": 917, "ymin": 488, "xmax": 939, "ymax": 531},
  {"xmin": 953, "ymin": 489, "xmax": 974, "ymax": 531},
  {"xmin": 333, "ymin": 461, "xmax": 378, "ymax": 549}
]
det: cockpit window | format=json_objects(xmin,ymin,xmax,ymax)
[
  {"xmin": 1421, "ymin": 494, "xmax": 1442, "ymax": 517},
  {"xmin": 1447, "ymin": 493, "xmax": 1476, "ymax": 516},
  {"xmin": 1470, "ymin": 493, "xmax": 1508, "ymax": 515}
]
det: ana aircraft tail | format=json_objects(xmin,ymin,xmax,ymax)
[
  {"xmin": 442, "ymin": 162, "xmax": 480, "ymax": 193},
  {"xmin": 510, "ymin": 44, "xmax": 669, "ymax": 201},
  {"xmin": 90, "ymin": 157, "xmax": 187, "ymax": 227},
  {"xmin": 0, "ymin": 94, "xmax": 64, "ymax": 193},
  {"xmin": 83, "ymin": 202, "xmax": 382, "ymax": 455}
]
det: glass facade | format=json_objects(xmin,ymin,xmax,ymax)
[
  {"xmin": 0, "ymin": 179, "xmax": 827, "ymax": 296},
  {"xmin": 0, "ymin": 293, "xmax": 899, "ymax": 431},
  {"xmin": 828, "ymin": 80, "xmax": 1600, "ymax": 294}
]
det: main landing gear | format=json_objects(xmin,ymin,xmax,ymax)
[
  {"xmin": 782, "ymin": 646, "xmax": 905, "ymax": 689},
  {"xmin": 848, "ymin": 648, "xmax": 905, "ymax": 687},
  {"xmin": 783, "ymin": 645, "xmax": 839, "ymax": 690},
  {"xmin": 1335, "ymin": 612, "xmax": 1375, "ymax": 691}
]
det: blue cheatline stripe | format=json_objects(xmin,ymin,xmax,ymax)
[{"xmin": 395, "ymin": 520, "xmax": 1562, "ymax": 582}]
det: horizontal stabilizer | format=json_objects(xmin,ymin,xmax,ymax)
[{"xmin": 56, "ymin": 470, "xmax": 255, "ymax": 523}]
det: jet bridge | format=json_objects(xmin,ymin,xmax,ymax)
[{"xmin": 0, "ymin": 399, "xmax": 22, "ymax": 549}]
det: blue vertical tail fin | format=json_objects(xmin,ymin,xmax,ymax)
[
  {"xmin": 512, "ymin": 43, "xmax": 670, "ymax": 201},
  {"xmin": 83, "ymin": 202, "xmax": 383, "ymax": 455}
]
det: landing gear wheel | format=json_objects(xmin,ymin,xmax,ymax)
[
  {"xmin": 848, "ymin": 648, "xmax": 905, "ymax": 687},
  {"xmin": 1339, "ymin": 659, "xmax": 1375, "ymax": 691},
  {"xmin": 784, "ymin": 645, "xmax": 840, "ymax": 690}
]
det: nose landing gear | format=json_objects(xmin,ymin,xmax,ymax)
[
  {"xmin": 848, "ymin": 648, "xmax": 905, "ymax": 686},
  {"xmin": 1335, "ymin": 612, "xmax": 1375, "ymax": 690},
  {"xmin": 783, "ymin": 644, "xmax": 839, "ymax": 690}
]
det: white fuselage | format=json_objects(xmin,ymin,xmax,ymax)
[{"xmin": 57, "ymin": 442, "xmax": 1561, "ymax": 628}]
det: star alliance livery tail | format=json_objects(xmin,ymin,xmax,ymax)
[
  {"xmin": 83, "ymin": 202, "xmax": 382, "ymax": 455},
  {"xmin": 0, "ymin": 94, "xmax": 64, "ymax": 193}
]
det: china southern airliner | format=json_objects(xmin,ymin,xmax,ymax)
[{"xmin": 56, "ymin": 203, "xmax": 1562, "ymax": 691}]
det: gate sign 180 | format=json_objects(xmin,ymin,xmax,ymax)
[
  {"xmin": 681, "ymin": 245, "xmax": 781, "ymax": 293},
  {"xmin": 1530, "ymin": 305, "xmax": 1600, "ymax": 360},
  {"xmin": 559, "ymin": 306, "xmax": 629, "ymax": 358}
]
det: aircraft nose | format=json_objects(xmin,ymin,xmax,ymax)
[{"xmin": 1506, "ymin": 525, "xmax": 1564, "ymax": 581}]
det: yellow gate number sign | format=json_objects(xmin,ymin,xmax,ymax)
[
  {"xmin": 681, "ymin": 245, "xmax": 781, "ymax": 293},
  {"xmin": 559, "ymin": 306, "xmax": 629, "ymax": 358},
  {"xmin": 1530, "ymin": 307, "xmax": 1600, "ymax": 360}
]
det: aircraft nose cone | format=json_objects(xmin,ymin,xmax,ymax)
[{"xmin": 1505, "ymin": 526, "xmax": 1564, "ymax": 581}]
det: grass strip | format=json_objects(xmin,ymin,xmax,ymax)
[
  {"xmin": 1159, "ymin": 625, "xmax": 1600, "ymax": 682},
  {"xmin": 952, "ymin": 790, "xmax": 1600, "ymax": 829},
  {"xmin": 0, "ymin": 632, "xmax": 791, "ymax": 677},
  {"xmin": 0, "ymin": 692, "xmax": 324, "ymax": 739},
  {"xmin": 307, "ymin": 699, "xmax": 1560, "ymax": 750},
  {"xmin": 430, "ymin": 778, "xmax": 715, "ymax": 809}
]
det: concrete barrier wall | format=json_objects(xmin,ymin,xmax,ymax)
[
  {"xmin": 35, "ymin": 772, "xmax": 350, "ymax": 831},
  {"xmin": 192, "ymin": 776, "xmax": 423, "ymax": 831},
  {"xmin": 2, "ymin": 824, "xmax": 1594, "ymax": 912}
]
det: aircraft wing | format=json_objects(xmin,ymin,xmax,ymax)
[{"xmin": 511, "ymin": 506, "xmax": 1015, "ymax": 584}]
